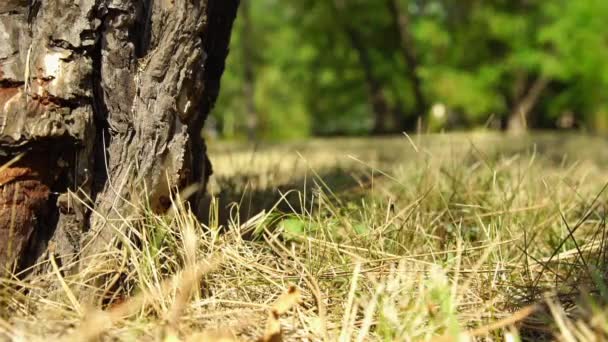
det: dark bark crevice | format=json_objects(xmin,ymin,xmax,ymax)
[
  {"xmin": 0, "ymin": 80, "xmax": 24, "ymax": 88},
  {"xmin": 89, "ymin": 3, "xmax": 110, "ymax": 228},
  {"xmin": 0, "ymin": 140, "xmax": 78, "ymax": 273}
]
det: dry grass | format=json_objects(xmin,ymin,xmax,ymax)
[{"xmin": 2, "ymin": 132, "xmax": 608, "ymax": 341}]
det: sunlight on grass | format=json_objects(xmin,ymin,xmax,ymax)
[{"xmin": 2, "ymin": 133, "xmax": 608, "ymax": 341}]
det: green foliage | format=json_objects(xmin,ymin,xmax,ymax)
[
  {"xmin": 215, "ymin": 0, "xmax": 608, "ymax": 139},
  {"xmin": 539, "ymin": 0, "xmax": 608, "ymax": 123}
]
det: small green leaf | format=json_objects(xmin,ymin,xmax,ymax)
[
  {"xmin": 281, "ymin": 218, "xmax": 306, "ymax": 238},
  {"xmin": 354, "ymin": 223, "xmax": 368, "ymax": 235}
]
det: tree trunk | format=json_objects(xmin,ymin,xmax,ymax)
[
  {"xmin": 332, "ymin": 0, "xmax": 392, "ymax": 134},
  {"xmin": 344, "ymin": 26, "xmax": 391, "ymax": 135},
  {"xmin": 0, "ymin": 0, "xmax": 239, "ymax": 275},
  {"xmin": 386, "ymin": 0, "xmax": 428, "ymax": 131},
  {"xmin": 241, "ymin": 0, "xmax": 257, "ymax": 141},
  {"xmin": 507, "ymin": 76, "xmax": 549, "ymax": 133}
]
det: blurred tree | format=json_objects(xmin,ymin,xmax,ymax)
[
  {"xmin": 386, "ymin": 0, "xmax": 428, "ymax": 130},
  {"xmin": 241, "ymin": 0, "xmax": 258, "ymax": 140},
  {"xmin": 538, "ymin": 0, "xmax": 608, "ymax": 131},
  {"xmin": 214, "ymin": 0, "xmax": 608, "ymax": 138},
  {"xmin": 332, "ymin": 0, "xmax": 393, "ymax": 134},
  {"xmin": 215, "ymin": 0, "xmax": 312, "ymax": 140}
]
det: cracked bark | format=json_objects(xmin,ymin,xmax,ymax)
[{"xmin": 0, "ymin": 0, "xmax": 239, "ymax": 277}]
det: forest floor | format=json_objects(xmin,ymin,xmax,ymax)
[{"xmin": 3, "ymin": 132, "xmax": 608, "ymax": 341}]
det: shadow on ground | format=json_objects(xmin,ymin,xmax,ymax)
[
  {"xmin": 199, "ymin": 166, "xmax": 378, "ymax": 230},
  {"xmin": 200, "ymin": 132, "xmax": 608, "ymax": 231}
]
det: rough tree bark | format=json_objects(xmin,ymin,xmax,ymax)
[{"xmin": 0, "ymin": 0, "xmax": 239, "ymax": 275}]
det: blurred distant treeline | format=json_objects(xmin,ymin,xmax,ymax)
[{"xmin": 213, "ymin": 0, "xmax": 608, "ymax": 140}]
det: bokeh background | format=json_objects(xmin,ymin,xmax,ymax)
[{"xmin": 211, "ymin": 0, "xmax": 608, "ymax": 141}]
